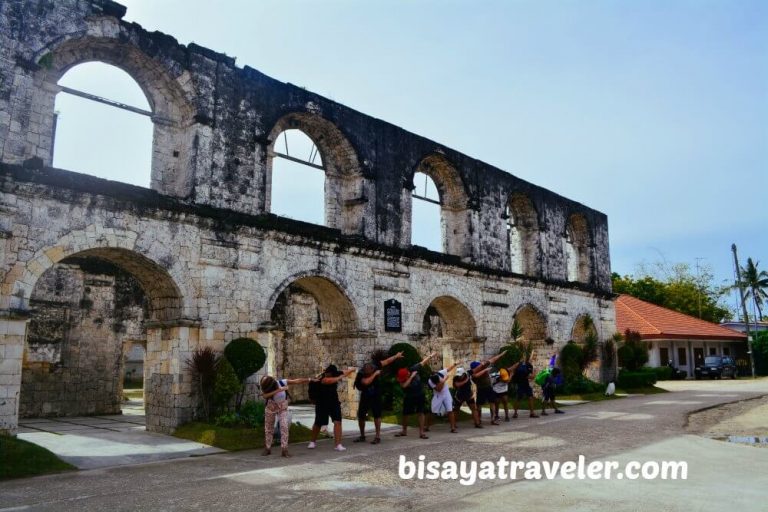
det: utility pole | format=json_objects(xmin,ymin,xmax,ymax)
[
  {"xmin": 695, "ymin": 257, "xmax": 704, "ymax": 319},
  {"xmin": 732, "ymin": 244, "xmax": 756, "ymax": 378}
]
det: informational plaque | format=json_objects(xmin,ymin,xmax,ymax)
[{"xmin": 384, "ymin": 298, "xmax": 402, "ymax": 332}]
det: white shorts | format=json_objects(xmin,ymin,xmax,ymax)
[{"xmin": 431, "ymin": 392, "xmax": 453, "ymax": 415}]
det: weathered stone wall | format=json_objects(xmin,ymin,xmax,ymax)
[
  {"xmin": 21, "ymin": 259, "xmax": 146, "ymax": 417},
  {"xmin": 0, "ymin": 0, "xmax": 616, "ymax": 435}
]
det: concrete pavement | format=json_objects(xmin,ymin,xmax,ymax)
[{"xmin": 1, "ymin": 379, "xmax": 766, "ymax": 511}]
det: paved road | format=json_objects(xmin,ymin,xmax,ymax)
[{"xmin": 1, "ymin": 379, "xmax": 766, "ymax": 512}]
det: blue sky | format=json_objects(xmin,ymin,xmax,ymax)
[{"xmin": 52, "ymin": 0, "xmax": 767, "ymax": 313}]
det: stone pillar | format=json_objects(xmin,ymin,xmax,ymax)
[
  {"xmin": 144, "ymin": 323, "xmax": 201, "ymax": 434},
  {"xmin": 0, "ymin": 316, "xmax": 28, "ymax": 436}
]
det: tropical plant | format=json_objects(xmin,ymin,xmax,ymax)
[
  {"xmin": 617, "ymin": 329, "xmax": 648, "ymax": 371},
  {"xmin": 224, "ymin": 337, "xmax": 266, "ymax": 410},
  {"xmin": 601, "ymin": 332, "xmax": 622, "ymax": 382},
  {"xmin": 560, "ymin": 341, "xmax": 584, "ymax": 381},
  {"xmin": 186, "ymin": 346, "xmax": 218, "ymax": 422},
  {"xmin": 736, "ymin": 258, "xmax": 768, "ymax": 321}
]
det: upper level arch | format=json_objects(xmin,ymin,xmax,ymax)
[
  {"xmin": 32, "ymin": 35, "xmax": 197, "ymax": 197},
  {"xmin": 406, "ymin": 153, "xmax": 471, "ymax": 258},
  {"xmin": 506, "ymin": 193, "xmax": 541, "ymax": 276},
  {"xmin": 265, "ymin": 112, "xmax": 369, "ymax": 236},
  {"xmin": 565, "ymin": 213, "xmax": 592, "ymax": 283}
]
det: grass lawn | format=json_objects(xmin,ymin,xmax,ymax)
[
  {"xmin": 0, "ymin": 436, "xmax": 75, "ymax": 480},
  {"xmin": 173, "ymin": 422, "xmax": 314, "ymax": 451},
  {"xmin": 559, "ymin": 385, "xmax": 668, "ymax": 402},
  {"xmin": 123, "ymin": 389, "xmax": 143, "ymax": 400}
]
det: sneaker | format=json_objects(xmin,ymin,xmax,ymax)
[
  {"xmin": 334, "ymin": 444, "xmax": 346, "ymax": 451},
  {"xmin": 307, "ymin": 442, "xmax": 316, "ymax": 449}
]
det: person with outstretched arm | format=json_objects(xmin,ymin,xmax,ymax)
[
  {"xmin": 260, "ymin": 374, "xmax": 311, "ymax": 457},
  {"xmin": 308, "ymin": 364, "xmax": 356, "ymax": 451},
  {"xmin": 395, "ymin": 352, "xmax": 436, "ymax": 439},
  {"xmin": 428, "ymin": 361, "xmax": 461, "ymax": 433},
  {"xmin": 467, "ymin": 350, "xmax": 508, "ymax": 426},
  {"xmin": 512, "ymin": 354, "xmax": 539, "ymax": 418},
  {"xmin": 354, "ymin": 351, "xmax": 405, "ymax": 445}
]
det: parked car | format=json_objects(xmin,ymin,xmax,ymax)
[{"xmin": 694, "ymin": 356, "xmax": 738, "ymax": 379}]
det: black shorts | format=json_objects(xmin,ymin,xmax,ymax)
[
  {"xmin": 357, "ymin": 393, "xmax": 383, "ymax": 419},
  {"xmin": 403, "ymin": 394, "xmax": 426, "ymax": 415},
  {"xmin": 543, "ymin": 387, "xmax": 555, "ymax": 401},
  {"xmin": 453, "ymin": 393, "xmax": 475, "ymax": 409},
  {"xmin": 314, "ymin": 401, "xmax": 342, "ymax": 426},
  {"xmin": 475, "ymin": 387, "xmax": 497, "ymax": 405},
  {"xmin": 516, "ymin": 383, "xmax": 534, "ymax": 399}
]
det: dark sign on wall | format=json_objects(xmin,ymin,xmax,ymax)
[{"xmin": 384, "ymin": 299, "xmax": 402, "ymax": 332}]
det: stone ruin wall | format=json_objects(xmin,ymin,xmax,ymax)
[{"xmin": 0, "ymin": 0, "xmax": 615, "ymax": 433}]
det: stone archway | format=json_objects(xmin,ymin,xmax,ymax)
[
  {"xmin": 507, "ymin": 193, "xmax": 541, "ymax": 276},
  {"xmin": 420, "ymin": 295, "xmax": 479, "ymax": 369},
  {"xmin": 1, "ymin": 240, "xmax": 195, "ymax": 434},
  {"xmin": 406, "ymin": 153, "xmax": 471, "ymax": 258},
  {"xmin": 265, "ymin": 112, "xmax": 370, "ymax": 237},
  {"xmin": 514, "ymin": 304, "xmax": 549, "ymax": 367},
  {"xmin": 266, "ymin": 274, "xmax": 360, "ymax": 416},
  {"xmin": 565, "ymin": 213, "xmax": 591, "ymax": 283}
]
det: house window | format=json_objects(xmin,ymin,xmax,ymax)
[
  {"xmin": 411, "ymin": 172, "xmax": 442, "ymax": 252},
  {"xmin": 659, "ymin": 347, "xmax": 669, "ymax": 366},
  {"xmin": 709, "ymin": 347, "xmax": 717, "ymax": 355},
  {"xmin": 723, "ymin": 347, "xmax": 730, "ymax": 356},
  {"xmin": 677, "ymin": 347, "xmax": 687, "ymax": 366}
]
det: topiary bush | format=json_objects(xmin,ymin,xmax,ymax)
[
  {"xmin": 224, "ymin": 338, "xmax": 266, "ymax": 382},
  {"xmin": 497, "ymin": 343, "xmax": 524, "ymax": 369},
  {"xmin": 650, "ymin": 366, "xmax": 674, "ymax": 381},
  {"xmin": 558, "ymin": 375, "xmax": 604, "ymax": 395},
  {"xmin": 214, "ymin": 357, "xmax": 241, "ymax": 413},
  {"xmin": 224, "ymin": 337, "xmax": 266, "ymax": 410},
  {"xmin": 560, "ymin": 341, "xmax": 584, "ymax": 381},
  {"xmin": 382, "ymin": 342, "xmax": 431, "ymax": 410},
  {"xmin": 617, "ymin": 368, "xmax": 658, "ymax": 389},
  {"xmin": 617, "ymin": 329, "xmax": 649, "ymax": 371}
]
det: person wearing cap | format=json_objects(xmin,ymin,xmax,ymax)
[
  {"xmin": 468, "ymin": 351, "xmax": 507, "ymax": 426},
  {"xmin": 512, "ymin": 355, "xmax": 539, "ymax": 419},
  {"xmin": 259, "ymin": 374, "xmax": 312, "ymax": 457},
  {"xmin": 308, "ymin": 364, "xmax": 356, "ymax": 451},
  {"xmin": 427, "ymin": 361, "xmax": 461, "ymax": 433},
  {"xmin": 394, "ymin": 352, "xmax": 436, "ymax": 439},
  {"xmin": 354, "ymin": 351, "xmax": 404, "ymax": 445},
  {"xmin": 491, "ymin": 361, "xmax": 523, "ymax": 422},
  {"xmin": 451, "ymin": 365, "xmax": 480, "ymax": 428}
]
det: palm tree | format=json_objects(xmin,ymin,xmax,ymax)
[{"xmin": 738, "ymin": 258, "xmax": 768, "ymax": 321}]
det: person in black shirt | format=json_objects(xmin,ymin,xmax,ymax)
[
  {"xmin": 308, "ymin": 364, "xmax": 355, "ymax": 451},
  {"xmin": 394, "ymin": 352, "xmax": 436, "ymax": 439},
  {"xmin": 512, "ymin": 356, "xmax": 539, "ymax": 419},
  {"xmin": 354, "ymin": 351, "xmax": 404, "ymax": 445}
]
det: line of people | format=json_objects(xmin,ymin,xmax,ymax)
[{"xmin": 258, "ymin": 350, "xmax": 563, "ymax": 456}]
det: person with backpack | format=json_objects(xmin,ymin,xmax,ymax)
[
  {"xmin": 469, "ymin": 351, "xmax": 508, "ymax": 426},
  {"xmin": 512, "ymin": 355, "xmax": 539, "ymax": 418},
  {"xmin": 491, "ymin": 361, "xmax": 522, "ymax": 422},
  {"xmin": 259, "ymin": 374, "xmax": 312, "ymax": 457},
  {"xmin": 394, "ymin": 352, "xmax": 436, "ymax": 439},
  {"xmin": 427, "ymin": 361, "xmax": 461, "ymax": 433},
  {"xmin": 353, "ymin": 351, "xmax": 404, "ymax": 445},
  {"xmin": 308, "ymin": 364, "xmax": 356, "ymax": 451},
  {"xmin": 452, "ymin": 351, "xmax": 507, "ymax": 428},
  {"xmin": 540, "ymin": 367, "xmax": 564, "ymax": 415}
]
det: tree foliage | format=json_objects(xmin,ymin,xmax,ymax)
[
  {"xmin": 735, "ymin": 258, "xmax": 768, "ymax": 321},
  {"xmin": 612, "ymin": 260, "xmax": 731, "ymax": 323},
  {"xmin": 617, "ymin": 329, "xmax": 649, "ymax": 371}
]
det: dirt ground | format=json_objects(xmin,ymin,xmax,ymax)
[{"xmin": 686, "ymin": 394, "xmax": 768, "ymax": 446}]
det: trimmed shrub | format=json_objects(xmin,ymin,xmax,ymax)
[
  {"xmin": 558, "ymin": 375, "xmax": 604, "ymax": 395},
  {"xmin": 387, "ymin": 343, "xmax": 421, "ymax": 371},
  {"xmin": 214, "ymin": 357, "xmax": 240, "ymax": 413},
  {"xmin": 497, "ymin": 343, "xmax": 524, "ymax": 369},
  {"xmin": 560, "ymin": 341, "xmax": 584, "ymax": 381},
  {"xmin": 617, "ymin": 330, "xmax": 649, "ymax": 371},
  {"xmin": 617, "ymin": 368, "xmax": 658, "ymax": 389},
  {"xmin": 224, "ymin": 338, "xmax": 266, "ymax": 383},
  {"xmin": 650, "ymin": 366, "xmax": 674, "ymax": 381}
]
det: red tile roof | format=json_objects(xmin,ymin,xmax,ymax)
[{"xmin": 615, "ymin": 295, "xmax": 747, "ymax": 341}]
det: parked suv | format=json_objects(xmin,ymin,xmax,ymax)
[{"xmin": 694, "ymin": 356, "xmax": 738, "ymax": 379}]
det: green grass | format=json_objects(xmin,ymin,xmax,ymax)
[
  {"xmin": 173, "ymin": 422, "xmax": 314, "ymax": 451},
  {"xmin": 0, "ymin": 436, "xmax": 75, "ymax": 480},
  {"xmin": 123, "ymin": 389, "xmax": 143, "ymax": 400}
]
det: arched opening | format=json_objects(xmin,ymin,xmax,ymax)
[
  {"xmin": 269, "ymin": 129, "xmax": 326, "ymax": 225},
  {"xmin": 409, "ymin": 154, "xmax": 470, "ymax": 257},
  {"xmin": 411, "ymin": 172, "xmax": 442, "ymax": 252},
  {"xmin": 514, "ymin": 304, "xmax": 549, "ymax": 367},
  {"xmin": 19, "ymin": 248, "xmax": 182, "ymax": 429},
  {"xmin": 571, "ymin": 314, "xmax": 597, "ymax": 344},
  {"xmin": 34, "ymin": 37, "xmax": 196, "ymax": 197},
  {"xmin": 269, "ymin": 275, "xmax": 359, "ymax": 404},
  {"xmin": 421, "ymin": 296, "xmax": 478, "ymax": 368},
  {"xmin": 52, "ymin": 62, "xmax": 153, "ymax": 187},
  {"xmin": 266, "ymin": 113, "xmax": 367, "ymax": 235},
  {"xmin": 506, "ymin": 194, "xmax": 540, "ymax": 275},
  {"xmin": 565, "ymin": 214, "xmax": 591, "ymax": 283}
]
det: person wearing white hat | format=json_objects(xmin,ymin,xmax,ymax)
[{"xmin": 427, "ymin": 362, "xmax": 461, "ymax": 433}]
